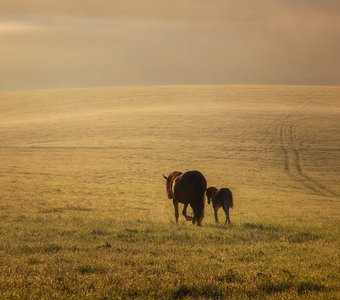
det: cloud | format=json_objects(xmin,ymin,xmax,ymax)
[{"xmin": 0, "ymin": 21, "xmax": 41, "ymax": 33}]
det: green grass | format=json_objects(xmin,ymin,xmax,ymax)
[
  {"xmin": 0, "ymin": 217, "xmax": 339, "ymax": 299},
  {"xmin": 0, "ymin": 85, "xmax": 339, "ymax": 299}
]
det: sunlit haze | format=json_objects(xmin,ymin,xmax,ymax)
[{"xmin": 1, "ymin": 0, "xmax": 339, "ymax": 90}]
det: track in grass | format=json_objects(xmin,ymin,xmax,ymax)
[{"xmin": 257, "ymin": 100, "xmax": 339, "ymax": 198}]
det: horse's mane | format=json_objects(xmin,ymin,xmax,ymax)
[
  {"xmin": 169, "ymin": 171, "xmax": 183, "ymax": 181},
  {"xmin": 164, "ymin": 171, "xmax": 183, "ymax": 200},
  {"xmin": 169, "ymin": 171, "xmax": 183, "ymax": 193}
]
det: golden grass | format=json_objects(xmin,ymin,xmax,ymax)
[{"xmin": 0, "ymin": 85, "xmax": 339, "ymax": 299}]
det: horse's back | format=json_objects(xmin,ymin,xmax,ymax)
[
  {"xmin": 173, "ymin": 170, "xmax": 207, "ymax": 205},
  {"xmin": 180, "ymin": 170, "xmax": 207, "ymax": 192}
]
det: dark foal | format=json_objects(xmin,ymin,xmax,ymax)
[{"xmin": 206, "ymin": 186, "xmax": 233, "ymax": 224}]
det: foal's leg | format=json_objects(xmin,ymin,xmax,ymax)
[
  {"xmin": 213, "ymin": 205, "xmax": 219, "ymax": 224},
  {"xmin": 182, "ymin": 203, "xmax": 193, "ymax": 221},
  {"xmin": 173, "ymin": 200, "xmax": 179, "ymax": 223},
  {"xmin": 226, "ymin": 207, "xmax": 231, "ymax": 224},
  {"xmin": 221, "ymin": 204, "xmax": 231, "ymax": 224}
]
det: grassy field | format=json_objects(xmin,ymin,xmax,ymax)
[{"xmin": 0, "ymin": 85, "xmax": 339, "ymax": 299}]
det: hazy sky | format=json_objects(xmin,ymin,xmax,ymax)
[{"xmin": 1, "ymin": 0, "xmax": 339, "ymax": 90}]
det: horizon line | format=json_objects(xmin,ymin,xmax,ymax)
[{"xmin": 1, "ymin": 82, "xmax": 340, "ymax": 93}]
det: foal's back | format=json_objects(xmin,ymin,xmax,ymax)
[{"xmin": 215, "ymin": 188, "xmax": 233, "ymax": 208}]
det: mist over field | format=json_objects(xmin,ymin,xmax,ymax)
[{"xmin": 1, "ymin": 0, "xmax": 340, "ymax": 90}]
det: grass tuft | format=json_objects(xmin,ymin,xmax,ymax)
[
  {"xmin": 217, "ymin": 269, "xmax": 240, "ymax": 283},
  {"xmin": 173, "ymin": 284, "xmax": 225, "ymax": 299},
  {"xmin": 77, "ymin": 265, "xmax": 107, "ymax": 275},
  {"xmin": 91, "ymin": 229, "xmax": 109, "ymax": 236},
  {"xmin": 43, "ymin": 244, "xmax": 62, "ymax": 253},
  {"xmin": 257, "ymin": 280, "xmax": 293, "ymax": 294},
  {"xmin": 297, "ymin": 280, "xmax": 328, "ymax": 294},
  {"xmin": 26, "ymin": 257, "xmax": 41, "ymax": 265},
  {"xmin": 287, "ymin": 231, "xmax": 320, "ymax": 243}
]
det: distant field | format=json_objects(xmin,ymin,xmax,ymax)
[{"xmin": 0, "ymin": 85, "xmax": 339, "ymax": 299}]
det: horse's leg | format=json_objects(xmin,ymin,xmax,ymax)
[
  {"xmin": 190, "ymin": 205, "xmax": 196, "ymax": 225},
  {"xmin": 214, "ymin": 205, "xmax": 219, "ymax": 224},
  {"xmin": 182, "ymin": 203, "xmax": 193, "ymax": 221},
  {"xmin": 173, "ymin": 200, "xmax": 179, "ymax": 223}
]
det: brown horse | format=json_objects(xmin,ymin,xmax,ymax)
[
  {"xmin": 206, "ymin": 186, "xmax": 233, "ymax": 224},
  {"xmin": 163, "ymin": 170, "xmax": 207, "ymax": 226}
]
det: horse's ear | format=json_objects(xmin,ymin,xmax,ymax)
[{"xmin": 163, "ymin": 174, "xmax": 168, "ymax": 180}]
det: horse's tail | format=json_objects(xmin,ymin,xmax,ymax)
[{"xmin": 192, "ymin": 188, "xmax": 205, "ymax": 222}]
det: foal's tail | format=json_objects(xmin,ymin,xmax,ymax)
[{"xmin": 226, "ymin": 188, "xmax": 233, "ymax": 209}]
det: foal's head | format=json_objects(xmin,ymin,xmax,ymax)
[{"xmin": 206, "ymin": 186, "xmax": 219, "ymax": 204}]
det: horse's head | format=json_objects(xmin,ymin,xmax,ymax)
[
  {"xmin": 163, "ymin": 174, "xmax": 172, "ymax": 199},
  {"xmin": 206, "ymin": 186, "xmax": 218, "ymax": 205},
  {"xmin": 163, "ymin": 171, "xmax": 182, "ymax": 199}
]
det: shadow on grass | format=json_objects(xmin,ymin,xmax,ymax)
[{"xmin": 242, "ymin": 222, "xmax": 321, "ymax": 243}]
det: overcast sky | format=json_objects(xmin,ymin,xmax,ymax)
[{"xmin": 0, "ymin": 0, "xmax": 339, "ymax": 90}]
